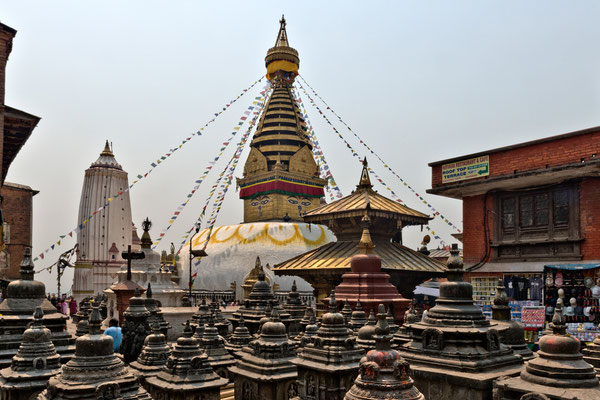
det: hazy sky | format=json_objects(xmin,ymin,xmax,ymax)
[{"xmin": 2, "ymin": 1, "xmax": 599, "ymax": 292}]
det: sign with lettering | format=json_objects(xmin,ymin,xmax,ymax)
[
  {"xmin": 442, "ymin": 155, "xmax": 489, "ymax": 183},
  {"xmin": 521, "ymin": 306, "xmax": 546, "ymax": 328}
]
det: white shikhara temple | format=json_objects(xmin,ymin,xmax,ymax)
[{"xmin": 72, "ymin": 142, "xmax": 133, "ymax": 302}]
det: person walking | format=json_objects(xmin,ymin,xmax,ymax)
[
  {"xmin": 69, "ymin": 297, "xmax": 77, "ymax": 318},
  {"xmin": 104, "ymin": 319, "xmax": 122, "ymax": 352}
]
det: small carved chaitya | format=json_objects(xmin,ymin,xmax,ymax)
[
  {"xmin": 494, "ymin": 303, "xmax": 600, "ymax": 399},
  {"xmin": 393, "ymin": 303, "xmax": 419, "ymax": 348},
  {"xmin": 230, "ymin": 259, "xmax": 276, "ymax": 335},
  {"xmin": 225, "ymin": 314, "xmax": 253, "ymax": 359},
  {"xmin": 144, "ymin": 283, "xmax": 171, "ymax": 337},
  {"xmin": 145, "ymin": 321, "xmax": 228, "ymax": 400},
  {"xmin": 397, "ymin": 244, "xmax": 523, "ymax": 400},
  {"xmin": 129, "ymin": 322, "xmax": 172, "ymax": 387},
  {"xmin": 491, "ymin": 279, "xmax": 534, "ymax": 360},
  {"xmin": 228, "ymin": 308, "xmax": 298, "ymax": 400},
  {"xmin": 285, "ymin": 280, "xmax": 306, "ymax": 336},
  {"xmin": 38, "ymin": 305, "xmax": 151, "ymax": 399},
  {"xmin": 583, "ymin": 333, "xmax": 600, "ymax": 376},
  {"xmin": 0, "ymin": 307, "xmax": 62, "ymax": 400},
  {"xmin": 197, "ymin": 314, "xmax": 235, "ymax": 379},
  {"xmin": 120, "ymin": 288, "xmax": 151, "ymax": 363},
  {"xmin": 348, "ymin": 299, "xmax": 367, "ymax": 333},
  {"xmin": 190, "ymin": 297, "xmax": 211, "ymax": 333},
  {"xmin": 0, "ymin": 248, "xmax": 75, "ymax": 368},
  {"xmin": 292, "ymin": 290, "xmax": 364, "ymax": 400},
  {"xmin": 344, "ymin": 304, "xmax": 424, "ymax": 400},
  {"xmin": 356, "ymin": 310, "xmax": 377, "ymax": 352}
]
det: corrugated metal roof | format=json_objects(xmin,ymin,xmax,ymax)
[
  {"xmin": 428, "ymin": 248, "xmax": 463, "ymax": 259},
  {"xmin": 303, "ymin": 187, "xmax": 430, "ymax": 223},
  {"xmin": 273, "ymin": 240, "xmax": 447, "ymax": 273}
]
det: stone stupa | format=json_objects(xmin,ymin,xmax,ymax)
[
  {"xmin": 144, "ymin": 283, "xmax": 171, "ymax": 337},
  {"xmin": 120, "ymin": 288, "xmax": 151, "ymax": 363},
  {"xmin": 348, "ymin": 299, "xmax": 367, "ymax": 332},
  {"xmin": 583, "ymin": 333, "xmax": 600, "ymax": 376},
  {"xmin": 198, "ymin": 315, "xmax": 236, "ymax": 379},
  {"xmin": 284, "ymin": 280, "xmax": 306, "ymax": 336},
  {"xmin": 0, "ymin": 248, "xmax": 75, "ymax": 368},
  {"xmin": 292, "ymin": 290, "xmax": 364, "ymax": 399},
  {"xmin": 491, "ymin": 278, "xmax": 534, "ymax": 361},
  {"xmin": 397, "ymin": 244, "xmax": 523, "ymax": 400},
  {"xmin": 38, "ymin": 305, "xmax": 150, "ymax": 399},
  {"xmin": 129, "ymin": 322, "xmax": 172, "ymax": 386},
  {"xmin": 224, "ymin": 314, "xmax": 253, "ymax": 359},
  {"xmin": 145, "ymin": 321, "xmax": 228, "ymax": 400},
  {"xmin": 495, "ymin": 302, "xmax": 600, "ymax": 399},
  {"xmin": 230, "ymin": 258, "xmax": 276, "ymax": 334},
  {"xmin": 0, "ymin": 307, "xmax": 62, "ymax": 400},
  {"xmin": 356, "ymin": 310, "xmax": 377, "ymax": 352},
  {"xmin": 228, "ymin": 308, "xmax": 298, "ymax": 399},
  {"xmin": 344, "ymin": 304, "xmax": 424, "ymax": 400}
]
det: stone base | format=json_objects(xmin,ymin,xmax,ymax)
[
  {"xmin": 409, "ymin": 362, "xmax": 522, "ymax": 400},
  {"xmin": 494, "ymin": 375, "xmax": 600, "ymax": 400},
  {"xmin": 160, "ymin": 307, "xmax": 195, "ymax": 341}
]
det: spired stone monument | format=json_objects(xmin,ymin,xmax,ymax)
[
  {"xmin": 144, "ymin": 283, "xmax": 171, "ymax": 337},
  {"xmin": 0, "ymin": 248, "xmax": 75, "ymax": 368},
  {"xmin": 225, "ymin": 315, "xmax": 253, "ymax": 359},
  {"xmin": 583, "ymin": 333, "xmax": 600, "ymax": 376},
  {"xmin": 494, "ymin": 303, "xmax": 600, "ymax": 399},
  {"xmin": 228, "ymin": 308, "xmax": 298, "ymax": 400},
  {"xmin": 291, "ymin": 290, "xmax": 364, "ymax": 400},
  {"xmin": 344, "ymin": 304, "xmax": 424, "ymax": 400},
  {"xmin": 0, "ymin": 307, "xmax": 61, "ymax": 400},
  {"xmin": 397, "ymin": 244, "xmax": 523, "ymax": 400},
  {"xmin": 145, "ymin": 321, "xmax": 228, "ymax": 400},
  {"xmin": 491, "ymin": 279, "xmax": 534, "ymax": 361},
  {"xmin": 38, "ymin": 305, "xmax": 151, "ymax": 399},
  {"xmin": 197, "ymin": 315, "xmax": 236, "ymax": 380},
  {"xmin": 129, "ymin": 322, "xmax": 172, "ymax": 387},
  {"xmin": 120, "ymin": 288, "xmax": 151, "ymax": 364}
]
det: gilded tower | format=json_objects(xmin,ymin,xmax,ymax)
[{"xmin": 238, "ymin": 16, "xmax": 326, "ymax": 223}]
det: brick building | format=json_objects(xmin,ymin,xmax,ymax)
[
  {"xmin": 0, "ymin": 23, "xmax": 41, "ymax": 284},
  {"xmin": 428, "ymin": 127, "xmax": 600, "ymax": 310}
]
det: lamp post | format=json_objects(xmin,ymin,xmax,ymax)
[{"xmin": 189, "ymin": 225, "xmax": 208, "ymax": 306}]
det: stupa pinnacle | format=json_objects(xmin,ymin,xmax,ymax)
[{"xmin": 238, "ymin": 15, "xmax": 326, "ymax": 223}]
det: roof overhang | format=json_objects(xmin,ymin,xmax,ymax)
[
  {"xmin": 3, "ymin": 106, "xmax": 41, "ymax": 183},
  {"xmin": 427, "ymin": 158, "xmax": 600, "ymax": 199}
]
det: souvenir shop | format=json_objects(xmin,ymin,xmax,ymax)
[{"xmin": 544, "ymin": 264, "xmax": 600, "ymax": 342}]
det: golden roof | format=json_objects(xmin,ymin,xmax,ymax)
[
  {"xmin": 273, "ymin": 240, "xmax": 446, "ymax": 273},
  {"xmin": 303, "ymin": 159, "xmax": 431, "ymax": 226}
]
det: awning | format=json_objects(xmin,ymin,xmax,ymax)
[
  {"xmin": 414, "ymin": 285, "xmax": 440, "ymax": 297},
  {"xmin": 545, "ymin": 263, "xmax": 600, "ymax": 271}
]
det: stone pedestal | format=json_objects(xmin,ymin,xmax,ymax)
[
  {"xmin": 145, "ymin": 322, "xmax": 227, "ymax": 400},
  {"xmin": 228, "ymin": 309, "xmax": 298, "ymax": 400},
  {"xmin": 37, "ymin": 305, "xmax": 150, "ymax": 399},
  {"xmin": 582, "ymin": 334, "xmax": 600, "ymax": 376},
  {"xmin": 292, "ymin": 291, "xmax": 363, "ymax": 400},
  {"xmin": 0, "ymin": 249, "xmax": 75, "ymax": 368},
  {"xmin": 0, "ymin": 307, "xmax": 61, "ymax": 400}
]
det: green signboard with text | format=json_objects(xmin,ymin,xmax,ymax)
[{"xmin": 442, "ymin": 155, "xmax": 489, "ymax": 183}]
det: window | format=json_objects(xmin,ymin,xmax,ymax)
[{"xmin": 494, "ymin": 184, "xmax": 580, "ymax": 260}]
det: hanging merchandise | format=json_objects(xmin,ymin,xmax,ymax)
[
  {"xmin": 32, "ymin": 77, "xmax": 264, "ymax": 262},
  {"xmin": 153, "ymin": 85, "xmax": 271, "ymax": 248},
  {"xmin": 298, "ymin": 75, "xmax": 462, "ymax": 235},
  {"xmin": 290, "ymin": 87, "xmax": 343, "ymax": 201}
]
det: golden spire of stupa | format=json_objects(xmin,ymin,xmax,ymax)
[
  {"xmin": 357, "ymin": 213, "xmax": 375, "ymax": 254},
  {"xmin": 100, "ymin": 140, "xmax": 114, "ymax": 157}
]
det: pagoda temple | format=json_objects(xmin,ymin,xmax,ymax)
[
  {"xmin": 323, "ymin": 215, "xmax": 411, "ymax": 322},
  {"xmin": 274, "ymin": 159, "xmax": 446, "ymax": 306}
]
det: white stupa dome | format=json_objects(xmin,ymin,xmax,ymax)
[{"xmin": 179, "ymin": 221, "xmax": 336, "ymax": 298}]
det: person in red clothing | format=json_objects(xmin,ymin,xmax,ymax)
[{"xmin": 69, "ymin": 297, "xmax": 77, "ymax": 318}]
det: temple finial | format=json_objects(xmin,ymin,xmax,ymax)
[
  {"xmin": 101, "ymin": 140, "xmax": 114, "ymax": 157},
  {"xmin": 329, "ymin": 290, "xmax": 337, "ymax": 313},
  {"xmin": 275, "ymin": 15, "xmax": 289, "ymax": 47},
  {"xmin": 357, "ymin": 157, "xmax": 372, "ymax": 190},
  {"xmin": 357, "ymin": 213, "xmax": 375, "ymax": 255}
]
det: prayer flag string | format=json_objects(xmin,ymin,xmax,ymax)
[
  {"xmin": 297, "ymin": 75, "xmax": 462, "ymax": 236},
  {"xmin": 290, "ymin": 87, "xmax": 343, "ymax": 201},
  {"xmin": 32, "ymin": 77, "xmax": 264, "ymax": 263}
]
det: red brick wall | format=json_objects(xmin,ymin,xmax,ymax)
[
  {"xmin": 0, "ymin": 184, "xmax": 34, "ymax": 280},
  {"xmin": 432, "ymin": 131, "xmax": 600, "ymax": 187},
  {"xmin": 462, "ymin": 194, "xmax": 494, "ymax": 264},
  {"xmin": 580, "ymin": 177, "xmax": 600, "ymax": 260}
]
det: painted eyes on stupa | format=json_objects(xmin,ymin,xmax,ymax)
[
  {"xmin": 260, "ymin": 197, "xmax": 270, "ymax": 205},
  {"xmin": 287, "ymin": 197, "xmax": 298, "ymax": 205},
  {"xmin": 250, "ymin": 196, "xmax": 270, "ymax": 207},
  {"xmin": 300, "ymin": 198, "xmax": 311, "ymax": 207}
]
